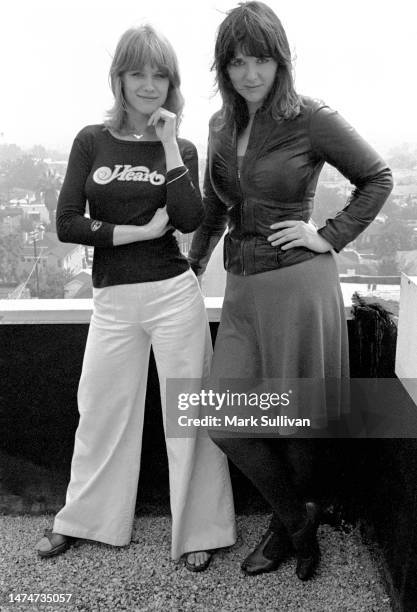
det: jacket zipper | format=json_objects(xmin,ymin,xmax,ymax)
[
  {"xmin": 236, "ymin": 111, "xmax": 259, "ymax": 276},
  {"xmin": 235, "ymin": 126, "xmax": 246, "ymax": 276}
]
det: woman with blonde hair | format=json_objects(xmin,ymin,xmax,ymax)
[{"xmin": 35, "ymin": 24, "xmax": 236, "ymax": 571}]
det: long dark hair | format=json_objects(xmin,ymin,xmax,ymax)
[{"xmin": 214, "ymin": 1, "xmax": 300, "ymax": 131}]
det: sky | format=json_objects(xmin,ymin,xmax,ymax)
[{"xmin": 1, "ymin": 0, "xmax": 417, "ymax": 156}]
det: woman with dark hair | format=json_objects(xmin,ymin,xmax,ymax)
[
  {"xmin": 35, "ymin": 24, "xmax": 236, "ymax": 571},
  {"xmin": 189, "ymin": 1, "xmax": 392, "ymax": 580}
]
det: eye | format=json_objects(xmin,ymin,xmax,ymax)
[
  {"xmin": 129, "ymin": 71, "xmax": 143, "ymax": 78},
  {"xmin": 229, "ymin": 57, "xmax": 244, "ymax": 68},
  {"xmin": 154, "ymin": 72, "xmax": 167, "ymax": 79},
  {"xmin": 257, "ymin": 56, "xmax": 272, "ymax": 64}
]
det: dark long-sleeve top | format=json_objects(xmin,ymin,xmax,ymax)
[
  {"xmin": 188, "ymin": 96, "xmax": 393, "ymax": 276},
  {"xmin": 56, "ymin": 125, "xmax": 203, "ymax": 287}
]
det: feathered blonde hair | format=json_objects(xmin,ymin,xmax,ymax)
[{"xmin": 105, "ymin": 25, "xmax": 184, "ymax": 131}]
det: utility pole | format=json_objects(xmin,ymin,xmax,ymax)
[{"xmin": 29, "ymin": 229, "xmax": 40, "ymax": 297}]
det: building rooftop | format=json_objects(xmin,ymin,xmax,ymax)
[{"xmin": 0, "ymin": 514, "xmax": 391, "ymax": 611}]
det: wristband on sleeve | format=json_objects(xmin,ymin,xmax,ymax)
[{"xmin": 166, "ymin": 168, "xmax": 189, "ymax": 185}]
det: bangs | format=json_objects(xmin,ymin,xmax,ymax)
[
  {"xmin": 232, "ymin": 19, "xmax": 274, "ymax": 59},
  {"xmin": 219, "ymin": 11, "xmax": 278, "ymax": 66},
  {"xmin": 114, "ymin": 27, "xmax": 178, "ymax": 82},
  {"xmin": 237, "ymin": 36, "xmax": 272, "ymax": 59}
]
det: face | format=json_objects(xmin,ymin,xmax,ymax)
[
  {"xmin": 122, "ymin": 64, "xmax": 170, "ymax": 117},
  {"xmin": 227, "ymin": 51, "xmax": 278, "ymax": 113}
]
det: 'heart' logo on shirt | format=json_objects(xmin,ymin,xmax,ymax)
[{"xmin": 93, "ymin": 165, "xmax": 165, "ymax": 186}]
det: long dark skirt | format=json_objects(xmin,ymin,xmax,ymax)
[
  {"xmin": 209, "ymin": 252, "xmax": 350, "ymax": 529},
  {"xmin": 210, "ymin": 251, "xmax": 350, "ymax": 430}
]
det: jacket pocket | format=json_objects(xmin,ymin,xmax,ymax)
[{"xmin": 276, "ymin": 246, "xmax": 318, "ymax": 268}]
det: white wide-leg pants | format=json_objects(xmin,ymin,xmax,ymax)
[{"xmin": 53, "ymin": 270, "xmax": 236, "ymax": 559}]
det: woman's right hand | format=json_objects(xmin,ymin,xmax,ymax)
[
  {"xmin": 112, "ymin": 207, "xmax": 172, "ymax": 246},
  {"xmin": 143, "ymin": 206, "xmax": 172, "ymax": 239}
]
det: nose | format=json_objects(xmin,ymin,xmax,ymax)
[
  {"xmin": 142, "ymin": 75, "xmax": 155, "ymax": 91},
  {"xmin": 244, "ymin": 62, "xmax": 259, "ymax": 83}
]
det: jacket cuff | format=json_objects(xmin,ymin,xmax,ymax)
[{"xmin": 317, "ymin": 226, "xmax": 343, "ymax": 253}]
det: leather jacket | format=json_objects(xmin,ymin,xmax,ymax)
[{"xmin": 188, "ymin": 96, "xmax": 393, "ymax": 276}]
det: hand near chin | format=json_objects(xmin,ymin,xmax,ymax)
[
  {"xmin": 267, "ymin": 220, "xmax": 332, "ymax": 253},
  {"xmin": 148, "ymin": 107, "xmax": 177, "ymax": 144}
]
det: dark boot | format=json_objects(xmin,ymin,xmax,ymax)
[
  {"xmin": 241, "ymin": 527, "xmax": 293, "ymax": 576},
  {"xmin": 291, "ymin": 502, "xmax": 321, "ymax": 581}
]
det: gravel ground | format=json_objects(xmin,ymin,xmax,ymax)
[{"xmin": 0, "ymin": 514, "xmax": 392, "ymax": 612}]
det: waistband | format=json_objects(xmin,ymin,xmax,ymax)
[{"xmin": 224, "ymin": 233, "xmax": 319, "ymax": 276}]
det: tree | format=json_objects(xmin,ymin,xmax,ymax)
[
  {"xmin": 0, "ymin": 143, "xmax": 24, "ymax": 163},
  {"xmin": 36, "ymin": 169, "xmax": 62, "ymax": 226},
  {"xmin": 399, "ymin": 195, "xmax": 417, "ymax": 220},
  {"xmin": 29, "ymin": 144, "xmax": 48, "ymax": 161},
  {"xmin": 311, "ymin": 183, "xmax": 348, "ymax": 228},
  {"xmin": 386, "ymin": 143, "xmax": 417, "ymax": 170},
  {"xmin": 374, "ymin": 219, "xmax": 417, "ymax": 275},
  {"xmin": 20, "ymin": 215, "xmax": 35, "ymax": 233},
  {"xmin": 27, "ymin": 267, "xmax": 71, "ymax": 299},
  {"xmin": 375, "ymin": 219, "xmax": 416, "ymax": 257},
  {"xmin": 0, "ymin": 155, "xmax": 47, "ymax": 194},
  {"xmin": 381, "ymin": 194, "xmax": 402, "ymax": 221},
  {"xmin": 0, "ymin": 233, "xmax": 23, "ymax": 283},
  {"xmin": 377, "ymin": 255, "xmax": 399, "ymax": 275}
]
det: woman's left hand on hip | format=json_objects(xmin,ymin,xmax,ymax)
[{"xmin": 267, "ymin": 220, "xmax": 332, "ymax": 253}]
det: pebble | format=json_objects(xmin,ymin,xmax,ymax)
[{"xmin": 0, "ymin": 514, "xmax": 392, "ymax": 611}]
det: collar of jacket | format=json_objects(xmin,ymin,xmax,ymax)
[{"xmin": 208, "ymin": 108, "xmax": 275, "ymax": 207}]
